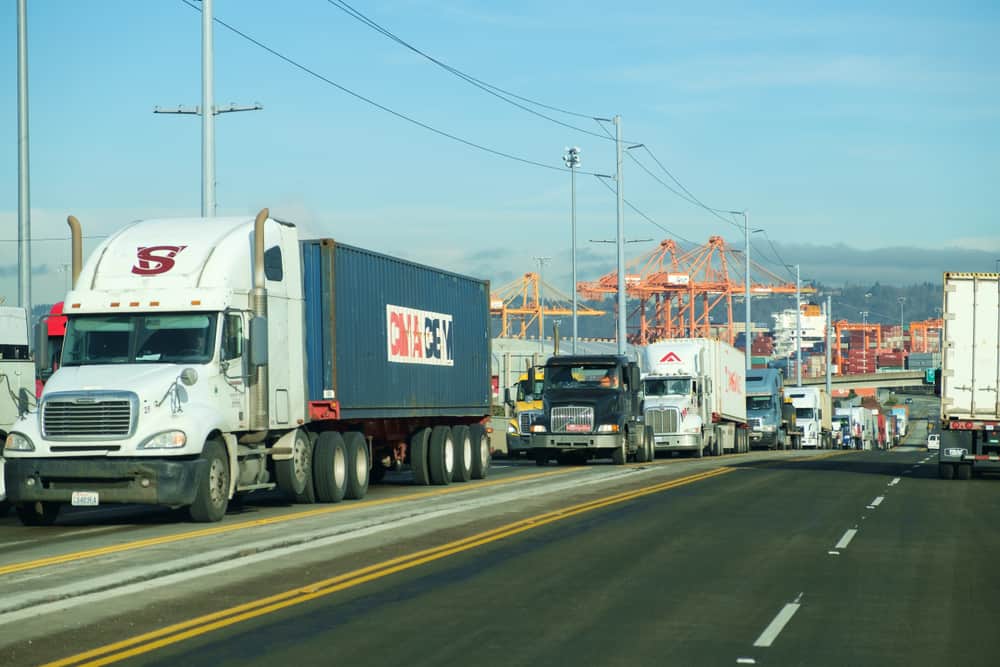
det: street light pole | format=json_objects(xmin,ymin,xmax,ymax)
[
  {"xmin": 897, "ymin": 296, "xmax": 906, "ymax": 350},
  {"xmin": 729, "ymin": 210, "xmax": 752, "ymax": 370},
  {"xmin": 16, "ymin": 0, "xmax": 32, "ymax": 319},
  {"xmin": 861, "ymin": 310, "xmax": 870, "ymax": 373},
  {"xmin": 563, "ymin": 147, "xmax": 581, "ymax": 354}
]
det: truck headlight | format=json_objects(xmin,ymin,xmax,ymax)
[
  {"xmin": 138, "ymin": 430, "xmax": 187, "ymax": 449},
  {"xmin": 530, "ymin": 425, "xmax": 547, "ymax": 433},
  {"xmin": 4, "ymin": 432, "xmax": 34, "ymax": 452},
  {"xmin": 596, "ymin": 424, "xmax": 620, "ymax": 433},
  {"xmin": 507, "ymin": 423, "xmax": 517, "ymax": 434}
]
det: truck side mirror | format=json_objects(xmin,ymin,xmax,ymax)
[
  {"xmin": 249, "ymin": 316, "xmax": 268, "ymax": 366},
  {"xmin": 33, "ymin": 321, "xmax": 49, "ymax": 378},
  {"xmin": 527, "ymin": 366, "xmax": 537, "ymax": 388},
  {"xmin": 504, "ymin": 387, "xmax": 514, "ymax": 406}
]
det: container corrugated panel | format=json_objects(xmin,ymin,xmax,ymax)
[{"xmin": 301, "ymin": 239, "xmax": 491, "ymax": 419}]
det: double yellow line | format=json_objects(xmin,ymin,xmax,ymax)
[
  {"xmin": 0, "ymin": 467, "xmax": 576, "ymax": 578},
  {"xmin": 46, "ymin": 465, "xmax": 734, "ymax": 667}
]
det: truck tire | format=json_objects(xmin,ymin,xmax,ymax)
[
  {"xmin": 534, "ymin": 451, "xmax": 549, "ymax": 466},
  {"xmin": 428, "ymin": 425, "xmax": 454, "ymax": 485},
  {"xmin": 0, "ymin": 500, "xmax": 9, "ymax": 518},
  {"xmin": 343, "ymin": 431, "xmax": 370, "ymax": 499},
  {"xmin": 276, "ymin": 429, "xmax": 316, "ymax": 504},
  {"xmin": 956, "ymin": 463, "xmax": 972, "ymax": 481},
  {"xmin": 645, "ymin": 426, "xmax": 655, "ymax": 462},
  {"xmin": 16, "ymin": 501, "xmax": 61, "ymax": 527},
  {"xmin": 409, "ymin": 428, "xmax": 431, "ymax": 486},
  {"xmin": 938, "ymin": 462, "xmax": 955, "ymax": 480},
  {"xmin": 451, "ymin": 425, "xmax": 473, "ymax": 483},
  {"xmin": 189, "ymin": 440, "xmax": 229, "ymax": 522},
  {"xmin": 313, "ymin": 431, "xmax": 348, "ymax": 502},
  {"xmin": 469, "ymin": 424, "xmax": 490, "ymax": 479},
  {"xmin": 611, "ymin": 440, "xmax": 627, "ymax": 465},
  {"xmin": 634, "ymin": 433, "xmax": 648, "ymax": 463}
]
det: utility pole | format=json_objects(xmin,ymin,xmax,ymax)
[
  {"xmin": 861, "ymin": 310, "xmax": 870, "ymax": 374},
  {"xmin": 17, "ymin": 0, "xmax": 32, "ymax": 320},
  {"xmin": 154, "ymin": 0, "xmax": 262, "ymax": 217},
  {"xmin": 614, "ymin": 115, "xmax": 626, "ymax": 356},
  {"xmin": 563, "ymin": 147, "xmax": 581, "ymax": 354},
  {"xmin": 795, "ymin": 264, "xmax": 802, "ymax": 387},
  {"xmin": 534, "ymin": 256, "xmax": 551, "ymax": 354}
]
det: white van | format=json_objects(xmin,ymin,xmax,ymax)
[{"xmin": 927, "ymin": 433, "xmax": 940, "ymax": 451}]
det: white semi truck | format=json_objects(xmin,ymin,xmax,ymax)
[
  {"xmin": 937, "ymin": 272, "xmax": 1000, "ymax": 480},
  {"xmin": 640, "ymin": 338, "xmax": 748, "ymax": 457},
  {"xmin": 3, "ymin": 210, "xmax": 492, "ymax": 525},
  {"xmin": 783, "ymin": 386, "xmax": 833, "ymax": 449}
]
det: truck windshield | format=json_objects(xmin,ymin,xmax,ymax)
[
  {"xmin": 795, "ymin": 407, "xmax": 816, "ymax": 419},
  {"xmin": 545, "ymin": 364, "xmax": 619, "ymax": 390},
  {"xmin": 643, "ymin": 377, "xmax": 690, "ymax": 396},
  {"xmin": 747, "ymin": 396, "xmax": 773, "ymax": 411},
  {"xmin": 62, "ymin": 313, "xmax": 218, "ymax": 366}
]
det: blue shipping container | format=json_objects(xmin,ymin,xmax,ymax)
[{"xmin": 301, "ymin": 239, "xmax": 491, "ymax": 419}]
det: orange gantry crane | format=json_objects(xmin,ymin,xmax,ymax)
[
  {"xmin": 909, "ymin": 318, "xmax": 943, "ymax": 353},
  {"xmin": 578, "ymin": 236, "xmax": 812, "ymax": 345},
  {"xmin": 491, "ymin": 272, "xmax": 605, "ymax": 339}
]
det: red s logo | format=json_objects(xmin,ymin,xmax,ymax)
[{"xmin": 132, "ymin": 246, "xmax": 187, "ymax": 275}]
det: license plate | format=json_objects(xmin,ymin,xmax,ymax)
[
  {"xmin": 945, "ymin": 448, "xmax": 965, "ymax": 458},
  {"xmin": 71, "ymin": 491, "xmax": 99, "ymax": 507},
  {"xmin": 566, "ymin": 423, "xmax": 590, "ymax": 432}
]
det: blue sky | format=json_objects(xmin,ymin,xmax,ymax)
[{"xmin": 1, "ymin": 0, "xmax": 997, "ymax": 308}]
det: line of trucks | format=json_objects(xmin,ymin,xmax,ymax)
[{"xmin": 2, "ymin": 209, "xmax": 494, "ymax": 525}]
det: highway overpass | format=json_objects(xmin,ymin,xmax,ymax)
[{"xmin": 798, "ymin": 369, "xmax": 927, "ymax": 390}]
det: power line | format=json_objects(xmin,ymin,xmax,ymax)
[
  {"xmin": 0, "ymin": 235, "xmax": 107, "ymax": 243},
  {"xmin": 324, "ymin": 0, "xmax": 615, "ymax": 141},
  {"xmin": 179, "ymin": 0, "xmax": 606, "ymax": 176},
  {"xmin": 592, "ymin": 175, "xmax": 698, "ymax": 247}
]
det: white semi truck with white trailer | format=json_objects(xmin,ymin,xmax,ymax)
[
  {"xmin": 0, "ymin": 306, "xmax": 36, "ymax": 515},
  {"xmin": 783, "ymin": 386, "xmax": 833, "ymax": 449},
  {"xmin": 937, "ymin": 272, "xmax": 1000, "ymax": 480},
  {"xmin": 640, "ymin": 338, "xmax": 748, "ymax": 457}
]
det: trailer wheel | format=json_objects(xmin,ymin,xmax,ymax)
[
  {"xmin": 428, "ymin": 425, "xmax": 454, "ymax": 485},
  {"xmin": 469, "ymin": 424, "xmax": 490, "ymax": 479},
  {"xmin": 277, "ymin": 429, "xmax": 316, "ymax": 504},
  {"xmin": 450, "ymin": 425, "xmax": 473, "ymax": 483},
  {"xmin": 938, "ymin": 462, "xmax": 955, "ymax": 480},
  {"xmin": 343, "ymin": 432, "xmax": 370, "ymax": 499},
  {"xmin": 189, "ymin": 439, "xmax": 230, "ymax": 522},
  {"xmin": 314, "ymin": 431, "xmax": 348, "ymax": 502},
  {"xmin": 409, "ymin": 428, "xmax": 431, "ymax": 486},
  {"xmin": 956, "ymin": 463, "xmax": 972, "ymax": 481},
  {"xmin": 16, "ymin": 501, "xmax": 61, "ymax": 527}
]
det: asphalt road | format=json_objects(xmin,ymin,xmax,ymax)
[{"xmin": 5, "ymin": 440, "xmax": 996, "ymax": 667}]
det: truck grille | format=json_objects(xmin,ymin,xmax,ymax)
[
  {"xmin": 518, "ymin": 411, "xmax": 540, "ymax": 434},
  {"xmin": 645, "ymin": 408, "xmax": 680, "ymax": 434},
  {"xmin": 42, "ymin": 392, "xmax": 138, "ymax": 440},
  {"xmin": 551, "ymin": 406, "xmax": 594, "ymax": 433}
]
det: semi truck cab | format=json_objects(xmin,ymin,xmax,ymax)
[{"xmin": 529, "ymin": 355, "xmax": 651, "ymax": 465}]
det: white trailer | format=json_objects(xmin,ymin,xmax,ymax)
[
  {"xmin": 640, "ymin": 338, "xmax": 747, "ymax": 457},
  {"xmin": 938, "ymin": 272, "xmax": 1000, "ymax": 480}
]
